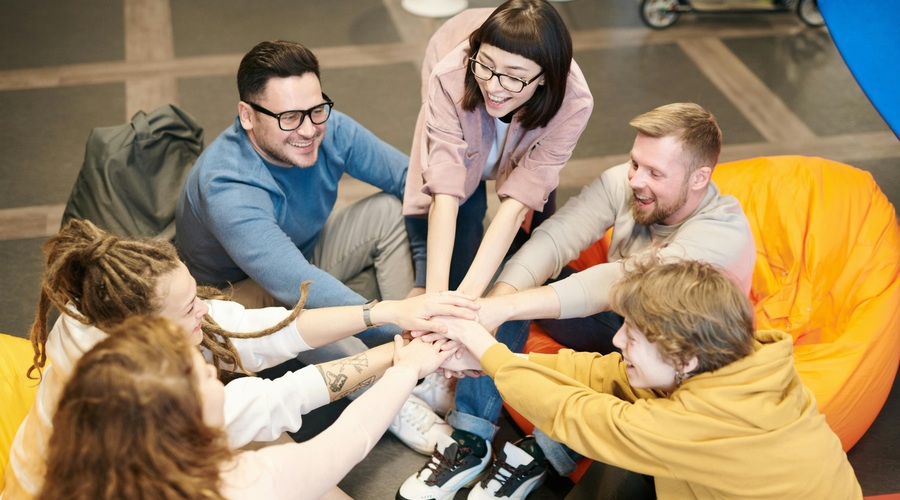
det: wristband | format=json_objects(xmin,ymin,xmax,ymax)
[{"xmin": 362, "ymin": 299, "xmax": 379, "ymax": 328}]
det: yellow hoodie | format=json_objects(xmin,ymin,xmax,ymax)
[{"xmin": 481, "ymin": 330, "xmax": 862, "ymax": 499}]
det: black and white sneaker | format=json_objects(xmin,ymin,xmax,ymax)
[
  {"xmin": 396, "ymin": 432, "xmax": 491, "ymax": 500},
  {"xmin": 467, "ymin": 438, "xmax": 548, "ymax": 499}
]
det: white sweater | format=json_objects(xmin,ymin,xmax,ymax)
[{"xmin": 3, "ymin": 300, "xmax": 331, "ymax": 499}]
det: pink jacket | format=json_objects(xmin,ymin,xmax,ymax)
[{"xmin": 403, "ymin": 8, "xmax": 594, "ymax": 216}]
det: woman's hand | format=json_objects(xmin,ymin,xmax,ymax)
[
  {"xmin": 438, "ymin": 345, "xmax": 484, "ymax": 377},
  {"xmin": 392, "ymin": 335, "xmax": 457, "ymax": 380},
  {"xmin": 373, "ymin": 291, "xmax": 479, "ymax": 334},
  {"xmin": 430, "ymin": 317, "xmax": 499, "ymax": 360}
]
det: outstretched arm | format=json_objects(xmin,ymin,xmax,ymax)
[
  {"xmin": 253, "ymin": 337, "xmax": 455, "ymax": 499},
  {"xmin": 425, "ymin": 193, "xmax": 460, "ymax": 293},
  {"xmin": 475, "ymin": 285, "xmax": 563, "ymax": 333},
  {"xmin": 295, "ymin": 291, "xmax": 478, "ymax": 349},
  {"xmin": 457, "ymin": 198, "xmax": 528, "ymax": 297}
]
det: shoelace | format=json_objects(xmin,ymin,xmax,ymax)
[
  {"xmin": 419, "ymin": 445, "xmax": 473, "ymax": 485},
  {"xmin": 483, "ymin": 455, "xmax": 536, "ymax": 497}
]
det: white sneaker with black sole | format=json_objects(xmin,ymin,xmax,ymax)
[
  {"xmin": 396, "ymin": 432, "xmax": 492, "ymax": 500},
  {"xmin": 389, "ymin": 394, "xmax": 453, "ymax": 455},
  {"xmin": 467, "ymin": 438, "xmax": 548, "ymax": 499}
]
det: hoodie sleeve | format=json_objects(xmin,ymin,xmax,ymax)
[{"xmin": 480, "ymin": 343, "xmax": 691, "ymax": 478}]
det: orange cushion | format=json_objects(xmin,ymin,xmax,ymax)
[
  {"xmin": 508, "ymin": 156, "xmax": 900, "ymax": 455},
  {"xmin": 712, "ymin": 156, "xmax": 900, "ymax": 451}
]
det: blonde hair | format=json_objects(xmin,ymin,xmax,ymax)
[
  {"xmin": 29, "ymin": 219, "xmax": 308, "ymax": 379},
  {"xmin": 40, "ymin": 316, "xmax": 231, "ymax": 500},
  {"xmin": 609, "ymin": 259, "xmax": 754, "ymax": 374},
  {"xmin": 629, "ymin": 102, "xmax": 722, "ymax": 173}
]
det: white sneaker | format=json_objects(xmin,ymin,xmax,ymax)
[
  {"xmin": 390, "ymin": 394, "xmax": 453, "ymax": 455},
  {"xmin": 468, "ymin": 439, "xmax": 547, "ymax": 499},
  {"xmin": 397, "ymin": 432, "xmax": 492, "ymax": 500},
  {"xmin": 412, "ymin": 372, "xmax": 457, "ymax": 416}
]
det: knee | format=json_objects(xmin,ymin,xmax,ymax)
[{"xmin": 368, "ymin": 192, "xmax": 402, "ymax": 216}]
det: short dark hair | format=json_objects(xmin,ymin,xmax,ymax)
[
  {"xmin": 237, "ymin": 40, "xmax": 320, "ymax": 102},
  {"xmin": 461, "ymin": 0, "xmax": 573, "ymax": 130}
]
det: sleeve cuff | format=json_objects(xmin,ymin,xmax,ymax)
[{"xmin": 549, "ymin": 278, "xmax": 589, "ymax": 319}]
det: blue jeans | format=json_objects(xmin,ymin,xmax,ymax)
[
  {"xmin": 450, "ymin": 266, "xmax": 623, "ymax": 476},
  {"xmin": 448, "ymin": 319, "xmax": 532, "ymax": 441}
]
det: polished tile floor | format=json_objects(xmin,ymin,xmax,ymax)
[{"xmin": 1, "ymin": 0, "xmax": 897, "ymax": 498}]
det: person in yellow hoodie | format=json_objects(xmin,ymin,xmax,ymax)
[{"xmin": 433, "ymin": 259, "xmax": 862, "ymax": 499}]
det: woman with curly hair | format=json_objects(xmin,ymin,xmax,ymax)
[
  {"xmin": 4, "ymin": 219, "xmax": 477, "ymax": 498},
  {"xmin": 40, "ymin": 315, "xmax": 452, "ymax": 499}
]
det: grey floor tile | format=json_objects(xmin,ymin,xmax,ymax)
[
  {"xmin": 573, "ymin": 44, "xmax": 765, "ymax": 160},
  {"xmin": 0, "ymin": 237, "xmax": 44, "ymax": 338},
  {"xmin": 0, "ymin": 84, "xmax": 125, "ymax": 209},
  {"xmin": 553, "ymin": 0, "xmax": 645, "ymax": 30},
  {"xmin": 0, "ymin": 0, "xmax": 124, "ymax": 70},
  {"xmin": 853, "ymin": 157, "xmax": 900, "ymax": 219},
  {"xmin": 172, "ymin": 0, "xmax": 401, "ymax": 57},
  {"xmin": 179, "ymin": 75, "xmax": 241, "ymax": 142},
  {"xmin": 724, "ymin": 32, "xmax": 891, "ymax": 136},
  {"xmin": 847, "ymin": 376, "xmax": 900, "ymax": 496},
  {"xmin": 322, "ymin": 63, "xmax": 421, "ymax": 154}
]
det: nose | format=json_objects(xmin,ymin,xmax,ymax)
[
  {"xmin": 196, "ymin": 299, "xmax": 209, "ymax": 318},
  {"xmin": 628, "ymin": 168, "xmax": 646, "ymax": 190},
  {"xmin": 484, "ymin": 74, "xmax": 506, "ymax": 94},
  {"xmin": 612, "ymin": 325, "xmax": 626, "ymax": 350},
  {"xmin": 295, "ymin": 114, "xmax": 317, "ymax": 137}
]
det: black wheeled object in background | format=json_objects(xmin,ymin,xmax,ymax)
[{"xmin": 639, "ymin": 0, "xmax": 825, "ymax": 30}]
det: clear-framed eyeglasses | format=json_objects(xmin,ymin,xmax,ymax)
[
  {"xmin": 245, "ymin": 93, "xmax": 334, "ymax": 131},
  {"xmin": 468, "ymin": 57, "xmax": 544, "ymax": 94}
]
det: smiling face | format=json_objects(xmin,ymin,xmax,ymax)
[
  {"xmin": 612, "ymin": 321, "xmax": 681, "ymax": 392},
  {"xmin": 472, "ymin": 44, "xmax": 544, "ymax": 118},
  {"xmin": 627, "ymin": 133, "xmax": 697, "ymax": 226},
  {"xmin": 154, "ymin": 262, "xmax": 209, "ymax": 345},
  {"xmin": 239, "ymin": 73, "xmax": 327, "ymax": 168}
]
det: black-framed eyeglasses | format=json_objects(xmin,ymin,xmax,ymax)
[
  {"xmin": 245, "ymin": 93, "xmax": 334, "ymax": 131},
  {"xmin": 468, "ymin": 57, "xmax": 543, "ymax": 94}
]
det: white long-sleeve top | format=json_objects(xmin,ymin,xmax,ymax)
[
  {"xmin": 3, "ymin": 300, "xmax": 330, "ymax": 499},
  {"xmin": 220, "ymin": 365, "xmax": 418, "ymax": 499}
]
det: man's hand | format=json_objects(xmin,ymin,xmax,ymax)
[{"xmin": 373, "ymin": 291, "xmax": 479, "ymax": 334}]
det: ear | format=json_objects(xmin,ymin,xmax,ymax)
[
  {"xmin": 689, "ymin": 165, "xmax": 712, "ymax": 190},
  {"xmin": 682, "ymin": 356, "xmax": 699, "ymax": 375},
  {"xmin": 238, "ymin": 101, "xmax": 254, "ymax": 131}
]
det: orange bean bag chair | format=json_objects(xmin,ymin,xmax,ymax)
[
  {"xmin": 1, "ymin": 333, "xmax": 39, "ymax": 490},
  {"xmin": 507, "ymin": 155, "xmax": 900, "ymax": 454}
]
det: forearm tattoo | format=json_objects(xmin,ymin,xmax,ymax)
[{"xmin": 317, "ymin": 352, "xmax": 373, "ymax": 398}]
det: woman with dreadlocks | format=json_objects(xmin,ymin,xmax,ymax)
[
  {"xmin": 4, "ymin": 218, "xmax": 478, "ymax": 499},
  {"xmin": 39, "ymin": 316, "xmax": 455, "ymax": 500}
]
